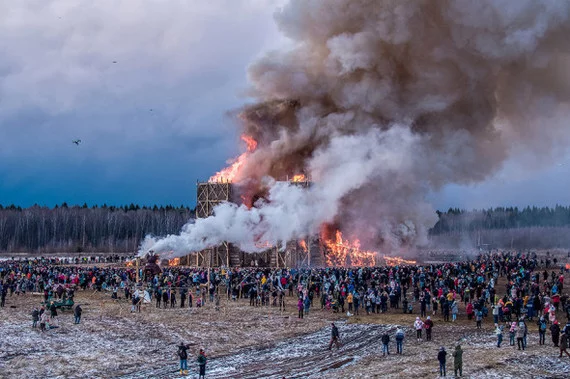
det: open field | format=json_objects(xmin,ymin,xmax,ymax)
[{"xmin": 1, "ymin": 268, "xmax": 570, "ymax": 379}]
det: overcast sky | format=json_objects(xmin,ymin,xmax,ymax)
[{"xmin": 1, "ymin": 0, "xmax": 569, "ymax": 210}]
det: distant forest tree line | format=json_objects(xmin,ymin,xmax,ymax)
[
  {"xmin": 429, "ymin": 206, "xmax": 570, "ymax": 250},
  {"xmin": 0, "ymin": 204, "xmax": 569, "ymax": 254},
  {"xmin": 0, "ymin": 203, "xmax": 194, "ymax": 254}
]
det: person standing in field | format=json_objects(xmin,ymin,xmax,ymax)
[
  {"xmin": 197, "ymin": 349, "xmax": 207, "ymax": 379},
  {"xmin": 453, "ymin": 345, "xmax": 463, "ymax": 377},
  {"xmin": 438, "ymin": 347, "xmax": 447, "ymax": 377},
  {"xmin": 177, "ymin": 343, "xmax": 190, "ymax": 375},
  {"xmin": 395, "ymin": 327, "xmax": 405, "ymax": 354}
]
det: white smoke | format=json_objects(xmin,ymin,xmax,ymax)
[{"xmin": 141, "ymin": 0, "xmax": 570, "ymax": 258}]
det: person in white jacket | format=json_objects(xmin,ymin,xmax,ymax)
[{"xmin": 414, "ymin": 317, "xmax": 424, "ymax": 341}]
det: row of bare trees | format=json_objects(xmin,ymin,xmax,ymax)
[
  {"xmin": 0, "ymin": 204, "xmax": 193, "ymax": 254},
  {"xmin": 428, "ymin": 227, "xmax": 570, "ymax": 250}
]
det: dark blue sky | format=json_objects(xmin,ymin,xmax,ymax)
[{"xmin": 1, "ymin": 0, "xmax": 569, "ymax": 210}]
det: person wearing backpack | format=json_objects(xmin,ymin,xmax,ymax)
[
  {"xmin": 537, "ymin": 316, "xmax": 547, "ymax": 345},
  {"xmin": 381, "ymin": 332, "xmax": 390, "ymax": 356},
  {"xmin": 395, "ymin": 327, "xmax": 405, "ymax": 354},
  {"xmin": 177, "ymin": 342, "xmax": 190, "ymax": 375}
]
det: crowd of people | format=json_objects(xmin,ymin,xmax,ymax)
[{"xmin": 1, "ymin": 250, "xmax": 569, "ymax": 376}]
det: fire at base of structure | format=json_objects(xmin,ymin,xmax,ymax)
[{"xmin": 169, "ymin": 179, "xmax": 413, "ymax": 268}]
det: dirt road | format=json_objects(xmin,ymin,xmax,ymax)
[{"xmin": 119, "ymin": 323, "xmax": 389, "ymax": 379}]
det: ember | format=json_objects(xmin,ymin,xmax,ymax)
[
  {"xmin": 383, "ymin": 255, "xmax": 417, "ymax": 266},
  {"xmin": 323, "ymin": 230, "xmax": 376, "ymax": 267}
]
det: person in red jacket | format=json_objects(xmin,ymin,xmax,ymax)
[
  {"xmin": 425, "ymin": 316, "xmax": 434, "ymax": 341},
  {"xmin": 466, "ymin": 302, "xmax": 474, "ymax": 320}
]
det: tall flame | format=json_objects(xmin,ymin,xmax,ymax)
[
  {"xmin": 299, "ymin": 239, "xmax": 308, "ymax": 252},
  {"xmin": 323, "ymin": 230, "xmax": 376, "ymax": 267},
  {"xmin": 209, "ymin": 135, "xmax": 257, "ymax": 183}
]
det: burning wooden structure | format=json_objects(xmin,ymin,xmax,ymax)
[{"xmin": 177, "ymin": 177, "xmax": 323, "ymax": 268}]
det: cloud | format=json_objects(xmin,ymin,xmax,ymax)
[
  {"xmin": 0, "ymin": 0, "xmax": 288, "ymax": 158},
  {"xmin": 0, "ymin": 0, "xmax": 289, "ymax": 206}
]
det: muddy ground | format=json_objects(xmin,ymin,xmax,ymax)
[{"xmin": 1, "ymin": 276, "xmax": 570, "ymax": 378}]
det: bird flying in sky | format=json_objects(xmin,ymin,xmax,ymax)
[{"xmin": 72, "ymin": 139, "xmax": 81, "ymax": 145}]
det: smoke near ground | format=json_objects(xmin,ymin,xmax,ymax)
[{"xmin": 142, "ymin": 0, "xmax": 570, "ymax": 257}]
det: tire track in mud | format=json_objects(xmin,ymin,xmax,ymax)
[{"xmin": 117, "ymin": 323, "xmax": 392, "ymax": 379}]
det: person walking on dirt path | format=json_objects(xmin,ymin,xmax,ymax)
[
  {"xmin": 381, "ymin": 332, "xmax": 390, "ymax": 356},
  {"xmin": 551, "ymin": 320, "xmax": 561, "ymax": 347},
  {"xmin": 297, "ymin": 297, "xmax": 304, "ymax": 319},
  {"xmin": 395, "ymin": 327, "xmax": 405, "ymax": 354},
  {"xmin": 73, "ymin": 304, "xmax": 82, "ymax": 324},
  {"xmin": 197, "ymin": 348, "xmax": 207, "ymax": 379},
  {"xmin": 328, "ymin": 322, "xmax": 341, "ymax": 350},
  {"xmin": 177, "ymin": 342, "xmax": 190, "ymax": 375},
  {"xmin": 453, "ymin": 345, "xmax": 463, "ymax": 377},
  {"xmin": 438, "ymin": 347, "xmax": 447, "ymax": 377},
  {"xmin": 425, "ymin": 316, "xmax": 434, "ymax": 341},
  {"xmin": 560, "ymin": 333, "xmax": 570, "ymax": 358}
]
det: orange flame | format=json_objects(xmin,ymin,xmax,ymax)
[
  {"xmin": 383, "ymin": 255, "xmax": 417, "ymax": 266},
  {"xmin": 242, "ymin": 135, "xmax": 257, "ymax": 152},
  {"xmin": 291, "ymin": 174, "xmax": 306, "ymax": 182},
  {"xmin": 168, "ymin": 257, "xmax": 180, "ymax": 266},
  {"xmin": 323, "ymin": 230, "xmax": 376, "ymax": 267},
  {"xmin": 299, "ymin": 239, "xmax": 308, "ymax": 252},
  {"xmin": 125, "ymin": 260, "xmax": 135, "ymax": 267},
  {"xmin": 209, "ymin": 135, "xmax": 257, "ymax": 183},
  {"xmin": 566, "ymin": 263, "xmax": 570, "ymax": 270}
]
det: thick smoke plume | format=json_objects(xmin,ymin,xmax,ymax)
[{"xmin": 142, "ymin": 0, "xmax": 570, "ymax": 257}]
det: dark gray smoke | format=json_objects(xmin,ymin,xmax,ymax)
[{"xmin": 142, "ymin": 0, "xmax": 570, "ymax": 257}]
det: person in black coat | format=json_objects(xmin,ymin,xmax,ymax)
[
  {"xmin": 31, "ymin": 308, "xmax": 39, "ymax": 328},
  {"xmin": 177, "ymin": 343, "xmax": 190, "ymax": 375},
  {"xmin": 381, "ymin": 332, "xmax": 390, "ymax": 356},
  {"xmin": 74, "ymin": 305, "xmax": 82, "ymax": 324},
  {"xmin": 438, "ymin": 347, "xmax": 447, "ymax": 377},
  {"xmin": 551, "ymin": 321, "xmax": 561, "ymax": 347}
]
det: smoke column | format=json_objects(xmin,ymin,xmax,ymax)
[{"xmin": 142, "ymin": 0, "xmax": 570, "ymax": 257}]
